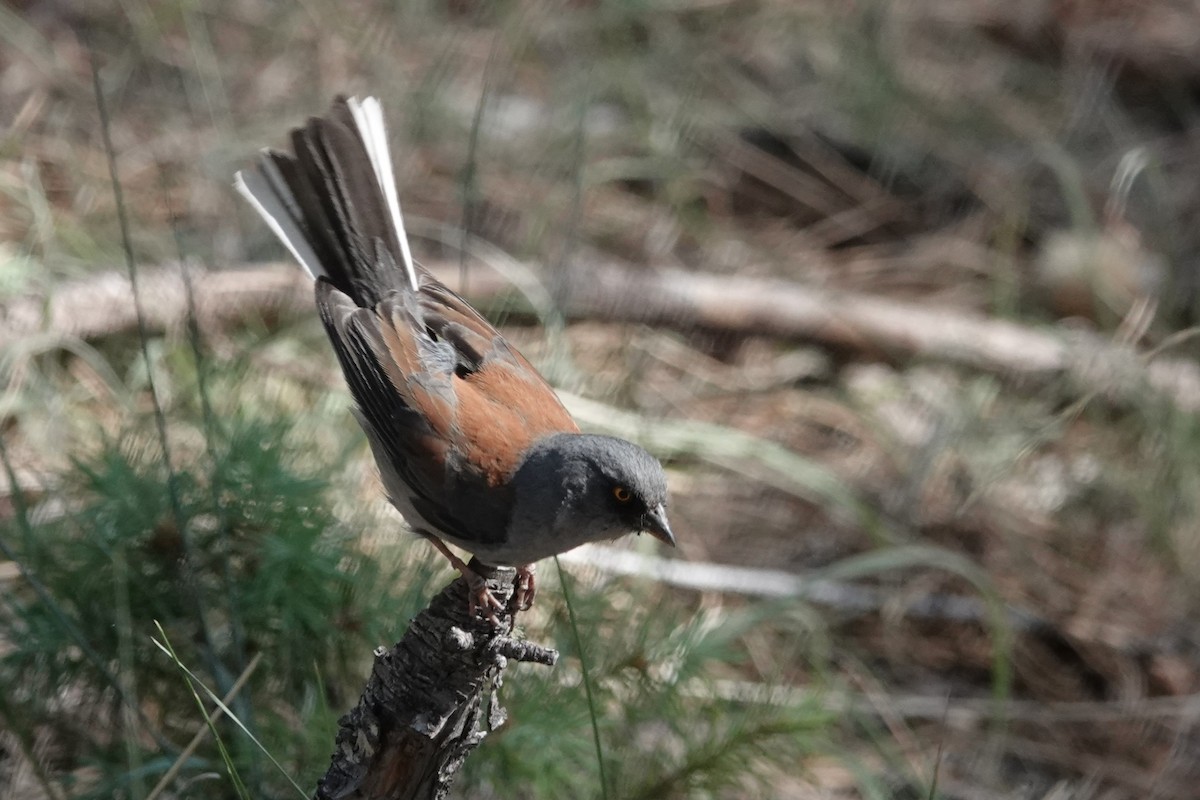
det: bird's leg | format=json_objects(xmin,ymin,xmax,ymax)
[
  {"xmin": 420, "ymin": 534, "xmax": 505, "ymax": 625},
  {"xmin": 512, "ymin": 564, "xmax": 537, "ymax": 612}
]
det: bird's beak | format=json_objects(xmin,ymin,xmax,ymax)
[{"xmin": 642, "ymin": 503, "xmax": 676, "ymax": 547}]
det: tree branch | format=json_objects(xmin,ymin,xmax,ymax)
[{"xmin": 316, "ymin": 561, "xmax": 557, "ymax": 800}]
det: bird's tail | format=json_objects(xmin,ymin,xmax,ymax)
[{"xmin": 234, "ymin": 96, "xmax": 419, "ymax": 307}]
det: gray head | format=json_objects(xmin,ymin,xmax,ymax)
[{"xmin": 503, "ymin": 432, "xmax": 674, "ymax": 565}]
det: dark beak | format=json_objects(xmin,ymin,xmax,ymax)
[{"xmin": 642, "ymin": 503, "xmax": 676, "ymax": 547}]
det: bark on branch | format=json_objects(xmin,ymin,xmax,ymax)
[{"xmin": 316, "ymin": 562, "xmax": 557, "ymax": 800}]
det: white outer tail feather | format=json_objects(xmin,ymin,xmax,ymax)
[
  {"xmin": 233, "ymin": 96, "xmax": 420, "ymax": 292},
  {"xmin": 347, "ymin": 97, "xmax": 418, "ymax": 292},
  {"xmin": 234, "ymin": 167, "xmax": 322, "ymax": 278}
]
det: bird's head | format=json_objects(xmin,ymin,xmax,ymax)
[{"xmin": 508, "ymin": 433, "xmax": 675, "ymax": 561}]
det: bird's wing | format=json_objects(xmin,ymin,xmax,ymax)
[
  {"xmin": 316, "ymin": 278, "xmax": 578, "ymax": 547},
  {"xmin": 413, "ymin": 279, "xmax": 580, "ymax": 482}
]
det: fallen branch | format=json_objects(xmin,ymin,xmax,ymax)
[
  {"xmin": 556, "ymin": 255, "xmax": 1200, "ymax": 411},
  {"xmin": 6, "ymin": 255, "xmax": 1200, "ymax": 410},
  {"xmin": 0, "ymin": 263, "xmax": 315, "ymax": 346},
  {"xmin": 560, "ymin": 544, "xmax": 1045, "ymax": 631},
  {"xmin": 316, "ymin": 562, "xmax": 557, "ymax": 800}
]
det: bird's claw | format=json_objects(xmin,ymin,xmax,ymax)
[
  {"xmin": 466, "ymin": 571, "xmax": 506, "ymax": 627},
  {"xmin": 512, "ymin": 565, "xmax": 537, "ymax": 613}
]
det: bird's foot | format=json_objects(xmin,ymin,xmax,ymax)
[
  {"xmin": 464, "ymin": 568, "xmax": 506, "ymax": 627},
  {"xmin": 421, "ymin": 534, "xmax": 508, "ymax": 626},
  {"xmin": 512, "ymin": 565, "xmax": 537, "ymax": 613}
]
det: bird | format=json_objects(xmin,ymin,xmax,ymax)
[{"xmin": 234, "ymin": 96, "xmax": 675, "ymax": 623}]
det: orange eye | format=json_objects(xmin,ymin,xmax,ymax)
[{"xmin": 613, "ymin": 486, "xmax": 632, "ymax": 503}]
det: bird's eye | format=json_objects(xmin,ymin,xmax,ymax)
[{"xmin": 612, "ymin": 486, "xmax": 633, "ymax": 503}]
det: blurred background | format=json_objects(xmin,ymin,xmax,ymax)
[{"xmin": 4, "ymin": 1, "xmax": 1200, "ymax": 798}]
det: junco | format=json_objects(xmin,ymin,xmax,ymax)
[{"xmin": 235, "ymin": 96, "xmax": 674, "ymax": 623}]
